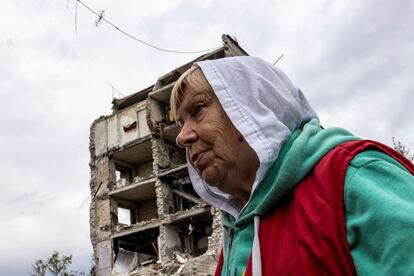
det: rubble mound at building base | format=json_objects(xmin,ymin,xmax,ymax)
[{"xmin": 115, "ymin": 250, "xmax": 219, "ymax": 276}]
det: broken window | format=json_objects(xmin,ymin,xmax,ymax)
[
  {"xmin": 116, "ymin": 166, "xmax": 132, "ymax": 187},
  {"xmin": 113, "ymin": 159, "xmax": 153, "ymax": 190},
  {"xmin": 110, "ymin": 175, "xmax": 158, "ymax": 228},
  {"xmin": 118, "ymin": 207, "xmax": 133, "ymax": 226},
  {"xmin": 116, "ymin": 197, "xmax": 158, "ymax": 225}
]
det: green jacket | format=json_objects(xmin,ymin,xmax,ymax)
[{"xmin": 221, "ymin": 119, "xmax": 414, "ymax": 275}]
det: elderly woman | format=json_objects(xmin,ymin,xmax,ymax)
[{"xmin": 170, "ymin": 56, "xmax": 414, "ymax": 276}]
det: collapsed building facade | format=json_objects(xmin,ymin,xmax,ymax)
[{"xmin": 89, "ymin": 35, "xmax": 248, "ymax": 275}]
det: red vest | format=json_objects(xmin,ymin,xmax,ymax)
[{"xmin": 215, "ymin": 140, "xmax": 414, "ymax": 276}]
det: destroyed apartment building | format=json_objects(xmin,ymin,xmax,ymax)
[{"xmin": 89, "ymin": 35, "xmax": 248, "ymax": 275}]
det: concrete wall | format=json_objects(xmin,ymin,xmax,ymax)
[
  {"xmin": 94, "ymin": 120, "xmax": 108, "ymax": 157},
  {"xmin": 94, "ymin": 101, "xmax": 149, "ymax": 157},
  {"xmin": 137, "ymin": 109, "xmax": 150, "ymax": 138},
  {"xmin": 149, "ymin": 99, "xmax": 164, "ymax": 125},
  {"xmin": 107, "ymin": 115, "xmax": 118, "ymax": 150},
  {"xmin": 163, "ymin": 225, "xmax": 182, "ymax": 259},
  {"xmin": 135, "ymin": 198, "xmax": 158, "ymax": 222},
  {"xmin": 119, "ymin": 108, "xmax": 139, "ymax": 146},
  {"xmin": 136, "ymin": 161, "xmax": 153, "ymax": 179},
  {"xmin": 96, "ymin": 240, "xmax": 112, "ymax": 276}
]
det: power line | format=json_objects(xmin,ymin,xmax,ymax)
[
  {"xmin": 105, "ymin": 81, "xmax": 125, "ymax": 99},
  {"xmin": 75, "ymin": 0, "xmax": 220, "ymax": 54},
  {"xmin": 74, "ymin": 0, "xmax": 78, "ymax": 34},
  {"xmin": 273, "ymin": 54, "xmax": 284, "ymax": 65}
]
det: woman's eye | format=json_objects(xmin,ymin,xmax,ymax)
[{"xmin": 192, "ymin": 104, "xmax": 204, "ymax": 117}]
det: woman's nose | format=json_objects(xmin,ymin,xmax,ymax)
[{"xmin": 176, "ymin": 123, "xmax": 197, "ymax": 148}]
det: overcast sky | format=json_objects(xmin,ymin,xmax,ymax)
[{"xmin": 1, "ymin": 0, "xmax": 413, "ymax": 274}]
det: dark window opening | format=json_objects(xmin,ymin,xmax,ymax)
[
  {"xmin": 114, "ymin": 228, "xmax": 160, "ymax": 262},
  {"xmin": 173, "ymin": 192, "xmax": 196, "ymax": 212},
  {"xmin": 167, "ymin": 146, "xmax": 186, "ymax": 168},
  {"xmin": 168, "ymin": 179, "xmax": 201, "ymax": 214},
  {"xmin": 114, "ymin": 160, "xmax": 154, "ymax": 189},
  {"xmin": 173, "ymin": 214, "xmax": 213, "ymax": 257}
]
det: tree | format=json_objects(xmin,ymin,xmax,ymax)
[
  {"xmin": 31, "ymin": 260, "xmax": 47, "ymax": 276},
  {"xmin": 392, "ymin": 137, "xmax": 414, "ymax": 162},
  {"xmin": 30, "ymin": 251, "xmax": 78, "ymax": 276},
  {"xmin": 47, "ymin": 251, "xmax": 73, "ymax": 276},
  {"xmin": 88, "ymin": 255, "xmax": 96, "ymax": 276}
]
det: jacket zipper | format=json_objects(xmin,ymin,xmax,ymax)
[{"xmin": 226, "ymin": 228, "xmax": 234, "ymax": 276}]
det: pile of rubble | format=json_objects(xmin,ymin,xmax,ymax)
[{"xmin": 112, "ymin": 250, "xmax": 219, "ymax": 276}]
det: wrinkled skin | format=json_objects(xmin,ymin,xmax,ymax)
[{"xmin": 175, "ymin": 86, "xmax": 259, "ymax": 204}]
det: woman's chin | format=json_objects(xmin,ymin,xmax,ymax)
[{"xmin": 201, "ymin": 168, "xmax": 223, "ymax": 189}]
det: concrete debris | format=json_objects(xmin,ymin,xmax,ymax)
[
  {"xmin": 133, "ymin": 176, "xmax": 146, "ymax": 183},
  {"xmin": 112, "ymin": 249, "xmax": 139, "ymax": 275},
  {"xmin": 127, "ymin": 252, "xmax": 219, "ymax": 276},
  {"xmin": 173, "ymin": 252, "xmax": 190, "ymax": 264},
  {"xmin": 114, "ymin": 217, "xmax": 160, "ymax": 234}
]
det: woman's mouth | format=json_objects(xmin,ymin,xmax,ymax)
[{"xmin": 192, "ymin": 151, "xmax": 207, "ymax": 169}]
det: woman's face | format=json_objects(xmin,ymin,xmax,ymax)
[{"xmin": 175, "ymin": 85, "xmax": 258, "ymax": 198}]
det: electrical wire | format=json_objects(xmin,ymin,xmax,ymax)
[
  {"xmin": 74, "ymin": 0, "xmax": 78, "ymax": 34},
  {"xmin": 273, "ymin": 54, "xmax": 284, "ymax": 65},
  {"xmin": 75, "ymin": 0, "xmax": 221, "ymax": 54}
]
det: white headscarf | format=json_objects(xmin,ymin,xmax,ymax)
[{"xmin": 187, "ymin": 56, "xmax": 318, "ymax": 218}]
